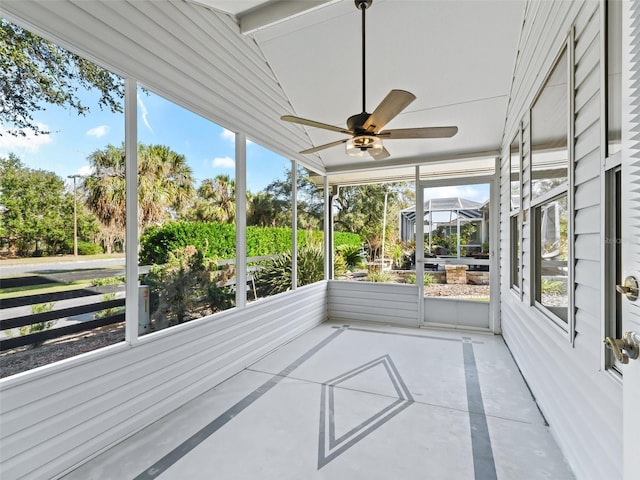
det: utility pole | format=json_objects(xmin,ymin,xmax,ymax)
[{"xmin": 67, "ymin": 174, "xmax": 83, "ymax": 256}]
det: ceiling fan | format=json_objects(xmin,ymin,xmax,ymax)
[{"xmin": 281, "ymin": 0, "xmax": 458, "ymax": 160}]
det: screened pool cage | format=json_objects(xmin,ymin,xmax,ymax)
[{"xmin": 399, "ymin": 197, "xmax": 489, "ymax": 258}]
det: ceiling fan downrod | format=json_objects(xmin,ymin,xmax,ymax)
[{"xmin": 356, "ymin": 0, "xmax": 372, "ymax": 114}]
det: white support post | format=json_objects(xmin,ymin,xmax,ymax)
[
  {"xmin": 456, "ymin": 211, "xmax": 461, "ymax": 259},
  {"xmin": 235, "ymin": 132, "xmax": 247, "ymax": 308},
  {"xmin": 291, "ymin": 161, "xmax": 298, "ymax": 289},
  {"xmin": 415, "ymin": 166, "xmax": 424, "ymax": 326},
  {"xmin": 324, "ymin": 176, "xmax": 331, "ymax": 280},
  {"xmin": 124, "ymin": 78, "xmax": 139, "ymax": 345}
]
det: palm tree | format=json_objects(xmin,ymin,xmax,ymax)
[
  {"xmin": 247, "ymin": 191, "xmax": 279, "ymax": 227},
  {"xmin": 83, "ymin": 143, "xmax": 195, "ymax": 252},
  {"xmin": 186, "ymin": 175, "xmax": 236, "ymax": 223}
]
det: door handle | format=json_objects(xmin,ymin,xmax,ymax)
[
  {"xmin": 616, "ymin": 276, "xmax": 639, "ymax": 301},
  {"xmin": 604, "ymin": 332, "xmax": 640, "ymax": 364}
]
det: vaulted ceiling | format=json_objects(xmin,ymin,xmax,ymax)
[
  {"xmin": 193, "ymin": 0, "xmax": 525, "ymax": 178},
  {"xmin": 2, "ymin": 0, "xmax": 525, "ymax": 183}
]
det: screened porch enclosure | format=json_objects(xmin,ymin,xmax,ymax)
[{"xmin": 2, "ymin": 1, "xmax": 639, "ymax": 480}]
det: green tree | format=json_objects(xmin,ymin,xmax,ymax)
[
  {"xmin": 262, "ymin": 165, "xmax": 323, "ymax": 229},
  {"xmin": 83, "ymin": 143, "xmax": 195, "ymax": 252},
  {"xmin": 0, "ymin": 19, "xmax": 124, "ymax": 137},
  {"xmin": 185, "ymin": 175, "xmax": 235, "ymax": 223},
  {"xmin": 247, "ymin": 191, "xmax": 282, "ymax": 227},
  {"xmin": 333, "ymin": 183, "xmax": 413, "ymax": 259},
  {"xmin": 0, "ymin": 154, "xmax": 75, "ymax": 255}
]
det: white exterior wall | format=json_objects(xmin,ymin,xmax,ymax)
[
  {"xmin": 499, "ymin": 2, "xmax": 622, "ymax": 480},
  {"xmin": 0, "ymin": 283, "xmax": 327, "ymax": 479},
  {"xmin": 328, "ymin": 281, "xmax": 420, "ymax": 327}
]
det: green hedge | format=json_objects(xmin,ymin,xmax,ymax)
[{"xmin": 139, "ymin": 221, "xmax": 360, "ymax": 265}]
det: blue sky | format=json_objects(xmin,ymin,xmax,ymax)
[
  {"xmin": 0, "ymin": 84, "xmax": 290, "ymax": 193},
  {"xmin": 1, "ymin": 83, "xmax": 488, "ymax": 204}
]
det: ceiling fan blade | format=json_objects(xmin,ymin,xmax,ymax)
[
  {"xmin": 281, "ymin": 115, "xmax": 352, "ymax": 135},
  {"xmin": 300, "ymin": 139, "xmax": 348, "ymax": 154},
  {"xmin": 378, "ymin": 126, "xmax": 459, "ymax": 139},
  {"xmin": 369, "ymin": 146, "xmax": 391, "ymax": 160},
  {"xmin": 362, "ymin": 90, "xmax": 416, "ymax": 132}
]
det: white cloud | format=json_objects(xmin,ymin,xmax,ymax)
[
  {"xmin": 221, "ymin": 128, "xmax": 253, "ymax": 144},
  {"xmin": 0, "ymin": 123, "xmax": 53, "ymax": 153},
  {"xmin": 77, "ymin": 165, "xmax": 95, "ymax": 176},
  {"xmin": 212, "ymin": 156, "xmax": 235, "ymax": 168},
  {"xmin": 86, "ymin": 125, "xmax": 110, "ymax": 138},
  {"xmin": 221, "ymin": 129, "xmax": 235, "ymax": 141},
  {"xmin": 137, "ymin": 93, "xmax": 153, "ymax": 132}
]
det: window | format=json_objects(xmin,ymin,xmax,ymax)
[
  {"xmin": 138, "ymin": 88, "xmax": 237, "ymax": 333},
  {"xmin": 607, "ymin": 0, "xmax": 622, "ymax": 157},
  {"xmin": 534, "ymin": 194, "xmax": 569, "ymax": 323},
  {"xmin": 531, "ymin": 48, "xmax": 569, "ymax": 199},
  {"xmin": 530, "ymin": 43, "xmax": 571, "ymax": 326},
  {"xmin": 0, "ymin": 19, "xmax": 125, "ymax": 374},
  {"xmin": 246, "ymin": 144, "xmax": 293, "ymax": 300},
  {"xmin": 509, "ymin": 132, "xmax": 522, "ymax": 292}
]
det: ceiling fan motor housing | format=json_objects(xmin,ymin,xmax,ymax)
[{"xmin": 347, "ymin": 112, "xmax": 372, "ymax": 133}]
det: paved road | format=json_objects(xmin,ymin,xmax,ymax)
[{"xmin": 0, "ymin": 257, "xmax": 126, "ymax": 277}]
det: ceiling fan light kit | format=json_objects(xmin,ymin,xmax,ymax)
[
  {"xmin": 345, "ymin": 135, "xmax": 383, "ymax": 157},
  {"xmin": 281, "ymin": 0, "xmax": 458, "ymax": 160}
]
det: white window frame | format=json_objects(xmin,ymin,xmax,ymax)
[
  {"xmin": 600, "ymin": 0, "xmax": 624, "ymax": 374},
  {"xmin": 509, "ymin": 126, "xmax": 523, "ymax": 297},
  {"xmin": 528, "ymin": 32, "xmax": 576, "ymax": 341}
]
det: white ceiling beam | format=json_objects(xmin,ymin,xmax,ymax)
[
  {"xmin": 324, "ymin": 149, "xmax": 501, "ymax": 175},
  {"xmin": 239, "ymin": 0, "xmax": 339, "ymax": 34}
]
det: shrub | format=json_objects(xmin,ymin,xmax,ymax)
[
  {"xmin": 78, "ymin": 241, "xmax": 103, "ymax": 255},
  {"xmin": 143, "ymin": 245, "xmax": 234, "ymax": 329},
  {"xmin": 541, "ymin": 279, "xmax": 566, "ymax": 295},
  {"xmin": 91, "ymin": 275, "xmax": 125, "ymax": 287},
  {"xmin": 139, "ymin": 221, "xmax": 361, "ymax": 265},
  {"xmin": 366, "ymin": 271, "xmax": 394, "ymax": 283},
  {"xmin": 333, "ymin": 253, "xmax": 348, "ymax": 277},
  {"xmin": 336, "ymin": 244, "xmax": 365, "ymax": 268},
  {"xmin": 20, "ymin": 303, "xmax": 56, "ymax": 340},
  {"xmin": 95, "ymin": 293, "xmax": 124, "ymax": 319},
  {"xmin": 406, "ymin": 273, "xmax": 434, "ymax": 286},
  {"xmin": 254, "ymin": 245, "xmax": 325, "ymax": 297}
]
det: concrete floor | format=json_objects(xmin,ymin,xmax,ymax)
[{"xmin": 63, "ymin": 322, "xmax": 575, "ymax": 480}]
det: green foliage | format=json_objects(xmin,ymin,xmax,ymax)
[
  {"xmin": 254, "ymin": 245, "xmax": 325, "ymax": 296},
  {"xmin": 406, "ymin": 272, "xmax": 434, "ymax": 286},
  {"xmin": 0, "ymin": 19, "xmax": 124, "ymax": 137},
  {"xmin": 91, "ymin": 276, "xmax": 125, "ymax": 287},
  {"xmin": 20, "ymin": 303, "xmax": 56, "ymax": 338},
  {"xmin": 83, "ymin": 143, "xmax": 195, "ymax": 253},
  {"xmin": 333, "ymin": 183, "xmax": 414, "ymax": 259},
  {"xmin": 77, "ymin": 241, "xmax": 103, "ymax": 255},
  {"xmin": 144, "ymin": 245, "xmax": 234, "ymax": 329},
  {"xmin": 139, "ymin": 221, "xmax": 360, "ymax": 265},
  {"xmin": 541, "ymin": 278, "xmax": 566, "ymax": 295},
  {"xmin": 95, "ymin": 293, "xmax": 124, "ymax": 319},
  {"xmin": 336, "ymin": 244, "xmax": 365, "ymax": 268},
  {"xmin": 366, "ymin": 270, "xmax": 394, "ymax": 283},
  {"xmin": 333, "ymin": 253, "xmax": 348, "ymax": 277},
  {"xmin": 0, "ymin": 155, "xmax": 74, "ymax": 256},
  {"xmin": 429, "ymin": 222, "xmax": 477, "ymax": 256}
]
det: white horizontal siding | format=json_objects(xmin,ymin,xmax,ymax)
[
  {"xmin": 327, "ymin": 281, "xmax": 419, "ymax": 328},
  {"xmin": 0, "ymin": 282, "xmax": 327, "ymax": 479},
  {"xmin": 500, "ymin": 2, "xmax": 622, "ymax": 480},
  {"xmin": 0, "ymin": 0, "xmax": 324, "ymax": 174}
]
